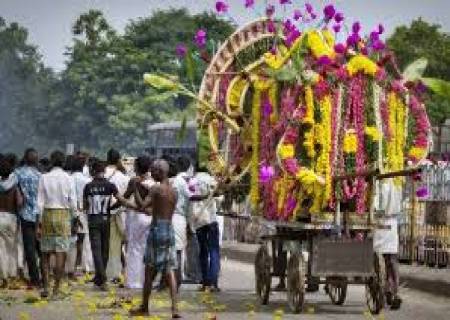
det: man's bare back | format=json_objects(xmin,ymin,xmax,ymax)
[{"xmin": 149, "ymin": 180, "xmax": 177, "ymax": 220}]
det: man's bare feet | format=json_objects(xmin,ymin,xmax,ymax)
[{"xmin": 129, "ymin": 305, "xmax": 149, "ymax": 317}]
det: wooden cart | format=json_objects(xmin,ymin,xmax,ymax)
[{"xmin": 254, "ymin": 169, "xmax": 421, "ymax": 314}]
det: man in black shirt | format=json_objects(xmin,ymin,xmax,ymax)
[{"xmin": 83, "ymin": 161, "xmax": 135, "ymax": 290}]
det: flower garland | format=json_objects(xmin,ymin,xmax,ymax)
[
  {"xmin": 343, "ymin": 130, "xmax": 357, "ymax": 154},
  {"xmin": 302, "ymin": 85, "xmax": 316, "ymax": 159},
  {"xmin": 407, "ymin": 94, "xmax": 430, "ymax": 163},
  {"xmin": 249, "ymin": 78, "xmax": 267, "ymax": 208},
  {"xmin": 341, "ymin": 74, "xmax": 368, "ymax": 213},
  {"xmin": 386, "ymin": 91, "xmax": 406, "ymax": 185},
  {"xmin": 310, "ymin": 94, "xmax": 332, "ymax": 212},
  {"xmin": 306, "ymin": 30, "xmax": 335, "ymax": 59}
]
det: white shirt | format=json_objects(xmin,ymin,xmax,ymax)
[
  {"xmin": 72, "ymin": 172, "xmax": 91, "ymax": 211},
  {"xmin": 37, "ymin": 167, "xmax": 77, "ymax": 212},
  {"xmin": 105, "ymin": 166, "xmax": 129, "ymax": 195},
  {"xmin": 172, "ymin": 172, "xmax": 192, "ymax": 217},
  {"xmin": 190, "ymin": 172, "xmax": 218, "ymax": 230}
]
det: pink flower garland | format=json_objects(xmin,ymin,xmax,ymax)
[
  {"xmin": 379, "ymin": 90, "xmax": 392, "ymax": 141},
  {"xmin": 328, "ymin": 88, "xmax": 340, "ymax": 210},
  {"xmin": 342, "ymin": 74, "xmax": 368, "ymax": 214},
  {"xmin": 408, "ymin": 94, "xmax": 430, "ymax": 162}
]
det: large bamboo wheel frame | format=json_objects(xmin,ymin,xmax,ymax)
[{"xmin": 198, "ymin": 18, "xmax": 276, "ymax": 180}]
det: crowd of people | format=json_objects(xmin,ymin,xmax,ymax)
[{"xmin": 0, "ymin": 148, "xmax": 223, "ymax": 318}]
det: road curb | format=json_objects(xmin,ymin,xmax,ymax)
[{"xmin": 221, "ymin": 243, "xmax": 450, "ymax": 298}]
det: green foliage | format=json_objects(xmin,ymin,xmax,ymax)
[
  {"xmin": 2, "ymin": 9, "xmax": 233, "ymax": 154},
  {"xmin": 387, "ymin": 19, "xmax": 450, "ymax": 124}
]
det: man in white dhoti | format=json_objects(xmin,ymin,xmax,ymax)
[
  {"xmin": 121, "ymin": 156, "xmax": 153, "ymax": 289},
  {"xmin": 105, "ymin": 149, "xmax": 130, "ymax": 282},
  {"xmin": 374, "ymin": 179, "xmax": 402, "ymax": 310}
]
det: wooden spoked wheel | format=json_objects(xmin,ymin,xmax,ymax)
[
  {"xmin": 255, "ymin": 244, "xmax": 272, "ymax": 305},
  {"xmin": 326, "ymin": 277, "xmax": 348, "ymax": 306},
  {"xmin": 365, "ymin": 253, "xmax": 386, "ymax": 314},
  {"xmin": 287, "ymin": 252, "xmax": 305, "ymax": 313}
]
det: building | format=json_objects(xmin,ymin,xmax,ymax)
[
  {"xmin": 431, "ymin": 119, "xmax": 450, "ymax": 155},
  {"xmin": 146, "ymin": 120, "xmax": 197, "ymax": 161}
]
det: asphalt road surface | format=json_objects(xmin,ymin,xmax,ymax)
[{"xmin": 0, "ymin": 258, "xmax": 449, "ymax": 320}]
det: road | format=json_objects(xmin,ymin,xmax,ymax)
[{"xmin": 0, "ymin": 258, "xmax": 449, "ymax": 320}]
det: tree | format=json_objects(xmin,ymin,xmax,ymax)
[
  {"xmin": 0, "ymin": 18, "xmax": 56, "ymax": 153},
  {"xmin": 55, "ymin": 9, "xmax": 233, "ymax": 153},
  {"xmin": 387, "ymin": 19, "xmax": 450, "ymax": 125}
]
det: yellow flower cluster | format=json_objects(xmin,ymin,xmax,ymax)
[
  {"xmin": 306, "ymin": 30, "xmax": 335, "ymax": 59},
  {"xmin": 264, "ymin": 37, "xmax": 303, "ymax": 70},
  {"xmin": 343, "ymin": 130, "xmax": 357, "ymax": 154},
  {"xmin": 365, "ymin": 126, "xmax": 382, "ymax": 141},
  {"xmin": 311, "ymin": 95, "xmax": 332, "ymax": 212},
  {"xmin": 302, "ymin": 85, "xmax": 316, "ymax": 158},
  {"xmin": 296, "ymin": 168, "xmax": 319, "ymax": 187},
  {"xmin": 346, "ymin": 55, "xmax": 378, "ymax": 77},
  {"xmin": 408, "ymin": 146, "xmax": 427, "ymax": 161},
  {"xmin": 386, "ymin": 91, "xmax": 406, "ymax": 185},
  {"xmin": 279, "ymin": 143, "xmax": 295, "ymax": 159}
]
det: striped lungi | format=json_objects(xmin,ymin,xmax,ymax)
[{"xmin": 41, "ymin": 208, "xmax": 71, "ymax": 253}]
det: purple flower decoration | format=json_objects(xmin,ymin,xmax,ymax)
[
  {"xmin": 285, "ymin": 28, "xmax": 301, "ymax": 47},
  {"xmin": 370, "ymin": 31, "xmax": 380, "ymax": 42},
  {"xmin": 352, "ymin": 21, "xmax": 361, "ymax": 34},
  {"xmin": 305, "ymin": 3, "xmax": 313, "ymax": 14},
  {"xmin": 293, "ymin": 9, "xmax": 302, "ymax": 21},
  {"xmin": 280, "ymin": 0, "xmax": 292, "ymax": 4},
  {"xmin": 333, "ymin": 24, "xmax": 341, "ymax": 33},
  {"xmin": 372, "ymin": 39, "xmax": 385, "ymax": 51},
  {"xmin": 194, "ymin": 29, "xmax": 207, "ymax": 48},
  {"xmin": 259, "ymin": 165, "xmax": 275, "ymax": 183},
  {"xmin": 267, "ymin": 19, "xmax": 276, "ymax": 33},
  {"xmin": 262, "ymin": 97, "xmax": 273, "ymax": 117},
  {"xmin": 378, "ymin": 23, "xmax": 385, "ymax": 34},
  {"xmin": 310, "ymin": 12, "xmax": 317, "ymax": 20},
  {"xmin": 285, "ymin": 196, "xmax": 297, "ymax": 213},
  {"xmin": 215, "ymin": 1, "xmax": 228, "ymax": 14},
  {"xmin": 175, "ymin": 43, "xmax": 187, "ymax": 58},
  {"xmin": 416, "ymin": 186, "xmax": 429, "ymax": 198},
  {"xmin": 266, "ymin": 4, "xmax": 275, "ymax": 17},
  {"xmin": 283, "ymin": 19, "xmax": 293, "ymax": 33},
  {"xmin": 334, "ymin": 12, "xmax": 344, "ymax": 23},
  {"xmin": 323, "ymin": 4, "xmax": 336, "ymax": 21},
  {"xmin": 334, "ymin": 43, "xmax": 346, "ymax": 54},
  {"xmin": 346, "ymin": 33, "xmax": 360, "ymax": 46},
  {"xmin": 244, "ymin": 0, "xmax": 255, "ymax": 8},
  {"xmin": 361, "ymin": 46, "xmax": 369, "ymax": 55},
  {"xmin": 317, "ymin": 55, "xmax": 332, "ymax": 66}
]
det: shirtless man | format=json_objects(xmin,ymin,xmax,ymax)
[{"xmin": 130, "ymin": 159, "xmax": 180, "ymax": 319}]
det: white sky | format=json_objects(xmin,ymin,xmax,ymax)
[{"xmin": 1, "ymin": 0, "xmax": 449, "ymax": 70}]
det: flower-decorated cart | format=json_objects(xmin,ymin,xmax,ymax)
[{"xmin": 144, "ymin": 1, "xmax": 431, "ymax": 314}]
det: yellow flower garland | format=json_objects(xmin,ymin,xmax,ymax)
[
  {"xmin": 279, "ymin": 144, "xmax": 295, "ymax": 159},
  {"xmin": 386, "ymin": 91, "xmax": 406, "ymax": 185},
  {"xmin": 249, "ymin": 77, "xmax": 277, "ymax": 208},
  {"xmin": 346, "ymin": 55, "xmax": 378, "ymax": 77},
  {"xmin": 408, "ymin": 146, "xmax": 427, "ymax": 160},
  {"xmin": 303, "ymin": 85, "xmax": 316, "ymax": 159},
  {"xmin": 311, "ymin": 95, "xmax": 332, "ymax": 212}
]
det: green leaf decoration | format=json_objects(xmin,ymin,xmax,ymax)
[
  {"xmin": 266, "ymin": 66, "xmax": 297, "ymax": 82},
  {"xmin": 402, "ymin": 58, "xmax": 428, "ymax": 81},
  {"xmin": 422, "ymin": 77, "xmax": 450, "ymax": 99},
  {"xmin": 145, "ymin": 91, "xmax": 178, "ymax": 103},
  {"xmin": 143, "ymin": 73, "xmax": 179, "ymax": 91}
]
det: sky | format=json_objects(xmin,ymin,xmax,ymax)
[{"xmin": 1, "ymin": 0, "xmax": 450, "ymax": 71}]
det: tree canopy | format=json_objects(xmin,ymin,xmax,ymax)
[{"xmin": 387, "ymin": 19, "xmax": 450, "ymax": 125}]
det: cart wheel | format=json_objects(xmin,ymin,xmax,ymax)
[
  {"xmin": 365, "ymin": 253, "xmax": 386, "ymax": 314},
  {"xmin": 287, "ymin": 252, "xmax": 305, "ymax": 313},
  {"xmin": 326, "ymin": 278, "xmax": 348, "ymax": 306},
  {"xmin": 255, "ymin": 244, "xmax": 271, "ymax": 305}
]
